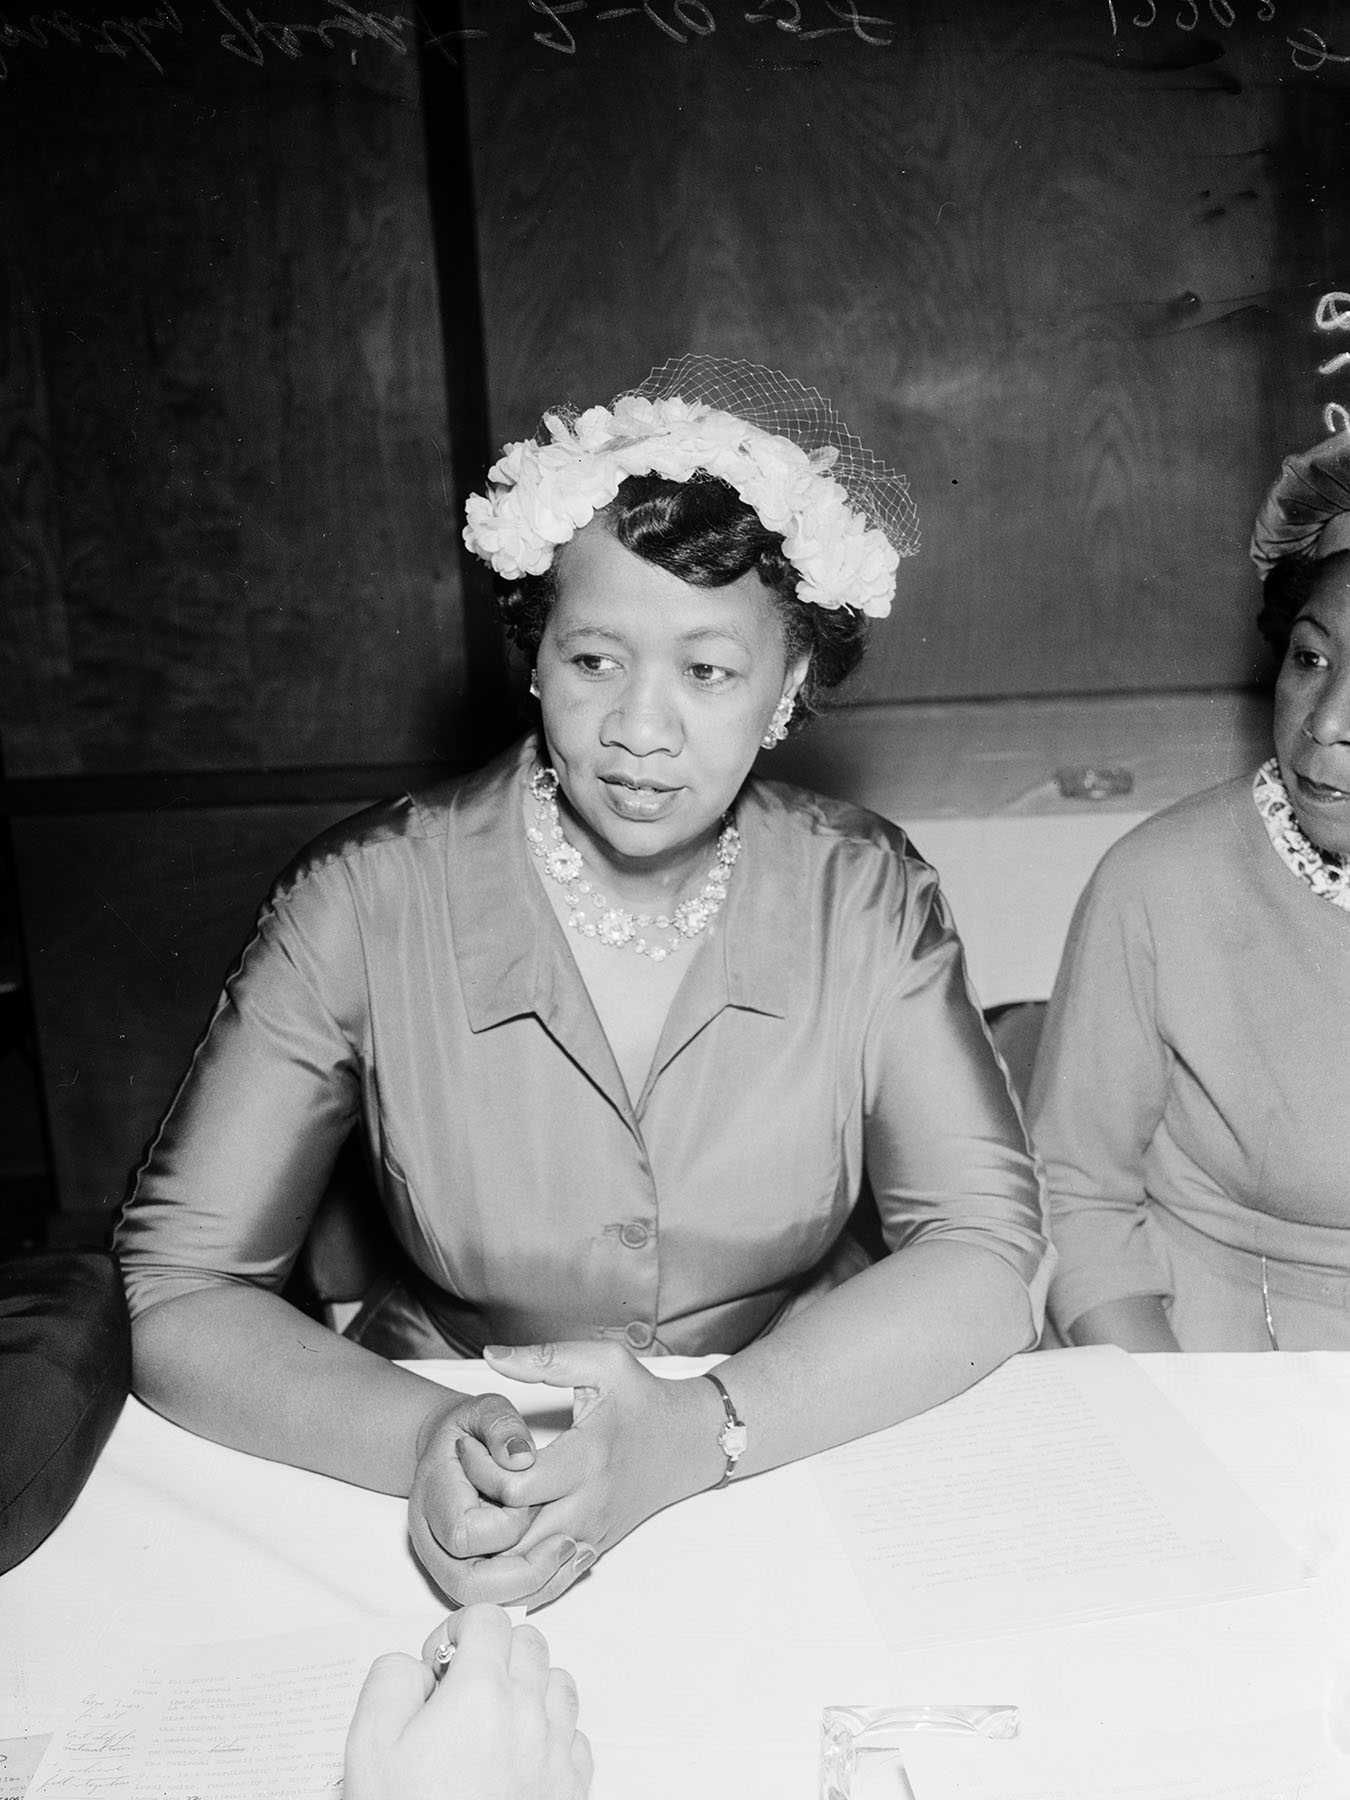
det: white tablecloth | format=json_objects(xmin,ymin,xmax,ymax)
[{"xmin": 4, "ymin": 1353, "xmax": 1350, "ymax": 1797}]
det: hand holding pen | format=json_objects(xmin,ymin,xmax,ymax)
[{"xmin": 344, "ymin": 1603, "xmax": 593, "ymax": 1800}]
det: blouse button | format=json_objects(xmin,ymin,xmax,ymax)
[
  {"xmin": 619, "ymin": 1221, "xmax": 650, "ymax": 1249},
  {"xmin": 624, "ymin": 1321, "xmax": 655, "ymax": 1350}
]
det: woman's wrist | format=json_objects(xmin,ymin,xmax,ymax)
[{"xmin": 669, "ymin": 1368, "xmax": 744, "ymax": 1497}]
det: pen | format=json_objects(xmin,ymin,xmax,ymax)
[{"xmin": 432, "ymin": 1606, "xmax": 526, "ymax": 1679}]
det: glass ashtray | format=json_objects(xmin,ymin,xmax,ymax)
[{"xmin": 820, "ymin": 1703, "xmax": 1020, "ymax": 1799}]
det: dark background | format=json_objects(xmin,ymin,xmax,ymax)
[{"xmin": 2, "ymin": 0, "xmax": 1348, "ymax": 1244}]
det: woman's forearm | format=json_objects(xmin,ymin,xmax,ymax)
[
  {"xmin": 1063, "ymin": 1295, "xmax": 1179, "ymax": 1353},
  {"xmin": 128, "ymin": 1285, "xmax": 463, "ymax": 1493},
  {"xmin": 704, "ymin": 1238, "xmax": 1037, "ymax": 1479}
]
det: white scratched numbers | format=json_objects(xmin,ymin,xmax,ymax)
[
  {"xmin": 427, "ymin": 0, "xmax": 897, "ymax": 62},
  {"xmin": 0, "ymin": 0, "xmax": 897, "ymax": 80},
  {"xmin": 1107, "ymin": 0, "xmax": 1274, "ymax": 31},
  {"xmin": 209, "ymin": 0, "xmax": 410, "ymax": 66},
  {"xmin": 1103, "ymin": 0, "xmax": 1350, "ymax": 76},
  {"xmin": 0, "ymin": 5, "xmax": 184, "ymax": 77},
  {"xmin": 1315, "ymin": 290, "xmax": 1350, "ymax": 437}
]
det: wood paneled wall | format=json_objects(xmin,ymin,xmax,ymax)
[
  {"xmin": 0, "ymin": 34, "xmax": 471, "ymax": 778},
  {"xmin": 460, "ymin": 0, "xmax": 1350, "ymax": 699}
]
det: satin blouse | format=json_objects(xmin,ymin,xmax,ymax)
[{"xmin": 116, "ymin": 735, "xmax": 1050, "ymax": 1355}]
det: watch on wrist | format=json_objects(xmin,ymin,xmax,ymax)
[{"xmin": 703, "ymin": 1371, "xmax": 747, "ymax": 1488}]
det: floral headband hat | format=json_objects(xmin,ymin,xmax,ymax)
[{"xmin": 462, "ymin": 355, "xmax": 919, "ymax": 619}]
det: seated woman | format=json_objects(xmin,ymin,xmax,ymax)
[
  {"xmin": 1030, "ymin": 431, "xmax": 1350, "ymax": 1351},
  {"xmin": 115, "ymin": 355, "xmax": 1049, "ymax": 1606}
]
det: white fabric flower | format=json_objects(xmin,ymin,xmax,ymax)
[{"xmin": 462, "ymin": 398, "xmax": 899, "ymax": 617}]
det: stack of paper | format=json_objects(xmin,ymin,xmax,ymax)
[
  {"xmin": 25, "ymin": 1616, "xmax": 417, "ymax": 1800},
  {"xmin": 810, "ymin": 1345, "xmax": 1309, "ymax": 1649}
]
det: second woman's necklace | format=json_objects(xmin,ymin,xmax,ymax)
[{"xmin": 527, "ymin": 766, "xmax": 740, "ymax": 962}]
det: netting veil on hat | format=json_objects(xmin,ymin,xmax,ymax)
[
  {"xmin": 462, "ymin": 354, "xmax": 918, "ymax": 618},
  {"xmin": 627, "ymin": 355, "xmax": 920, "ymax": 559}
]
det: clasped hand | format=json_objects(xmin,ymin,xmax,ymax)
[{"xmin": 408, "ymin": 1343, "xmax": 721, "ymax": 1609}]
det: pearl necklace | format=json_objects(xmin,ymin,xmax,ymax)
[{"xmin": 526, "ymin": 767, "xmax": 740, "ymax": 961}]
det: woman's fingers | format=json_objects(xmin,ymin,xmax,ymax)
[
  {"xmin": 417, "ymin": 1444, "xmax": 537, "ymax": 1559},
  {"xmin": 415, "ymin": 1530, "xmax": 588, "ymax": 1609},
  {"xmin": 408, "ymin": 1504, "xmax": 540, "ymax": 1602},
  {"xmin": 410, "ymin": 1370, "xmax": 624, "ymax": 1607},
  {"xmin": 516, "ymin": 1539, "xmax": 599, "ymax": 1612},
  {"xmin": 484, "ymin": 1340, "xmax": 637, "ymax": 1419},
  {"xmin": 412, "ymin": 1397, "xmax": 548, "ymax": 1563},
  {"xmin": 460, "ymin": 1391, "xmax": 538, "ymax": 1469},
  {"xmin": 455, "ymin": 1427, "xmax": 590, "ymax": 1510}
]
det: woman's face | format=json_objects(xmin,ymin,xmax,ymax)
[
  {"xmin": 536, "ymin": 520, "xmax": 808, "ymax": 876},
  {"xmin": 1274, "ymin": 553, "xmax": 1350, "ymax": 859}
]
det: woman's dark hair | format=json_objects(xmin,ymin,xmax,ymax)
[
  {"xmin": 1258, "ymin": 558, "xmax": 1316, "ymax": 657},
  {"xmin": 1258, "ymin": 545, "xmax": 1350, "ymax": 656},
  {"xmin": 494, "ymin": 473, "xmax": 869, "ymax": 729}
]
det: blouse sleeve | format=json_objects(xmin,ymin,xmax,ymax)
[
  {"xmin": 860, "ymin": 863, "xmax": 1052, "ymax": 1340},
  {"xmin": 113, "ymin": 856, "xmax": 363, "ymax": 1321},
  {"xmin": 1027, "ymin": 849, "xmax": 1172, "ymax": 1334}
]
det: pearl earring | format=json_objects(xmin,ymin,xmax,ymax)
[
  {"xmin": 529, "ymin": 669, "xmax": 540, "ymax": 698},
  {"xmin": 761, "ymin": 694, "xmax": 794, "ymax": 749}
]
